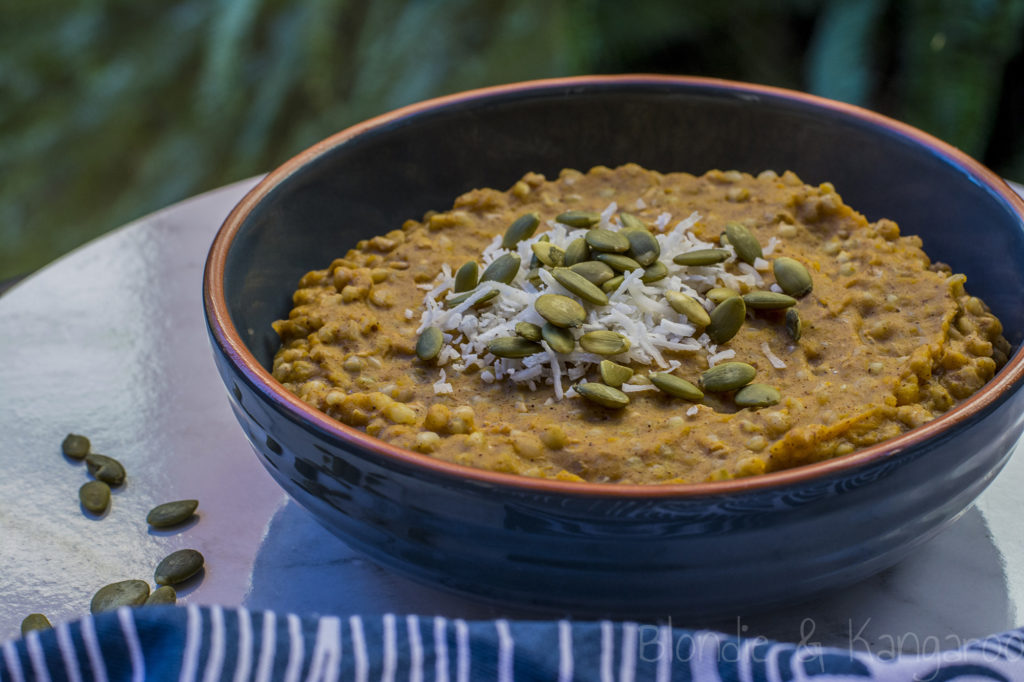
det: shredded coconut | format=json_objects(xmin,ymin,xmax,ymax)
[
  {"xmin": 707, "ymin": 349, "xmax": 737, "ymax": 366},
  {"xmin": 761, "ymin": 341, "xmax": 787, "ymax": 369},
  {"xmin": 416, "ymin": 203, "xmax": 779, "ymax": 399},
  {"xmin": 621, "ymin": 383, "xmax": 659, "ymax": 393},
  {"xmin": 432, "ymin": 369, "xmax": 453, "ymax": 394}
]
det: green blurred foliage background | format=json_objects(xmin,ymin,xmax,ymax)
[{"xmin": 2, "ymin": 0, "xmax": 1022, "ymax": 282}]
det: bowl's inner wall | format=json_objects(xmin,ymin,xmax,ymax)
[{"xmin": 224, "ymin": 81, "xmax": 1024, "ymax": 370}]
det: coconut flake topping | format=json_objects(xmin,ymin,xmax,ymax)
[{"xmin": 417, "ymin": 205, "xmax": 763, "ymax": 397}]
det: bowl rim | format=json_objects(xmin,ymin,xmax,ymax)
[{"xmin": 203, "ymin": 73, "xmax": 1024, "ymax": 499}]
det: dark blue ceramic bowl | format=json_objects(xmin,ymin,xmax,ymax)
[{"xmin": 204, "ymin": 75, "xmax": 1024, "ymax": 617}]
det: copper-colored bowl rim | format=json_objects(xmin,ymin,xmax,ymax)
[{"xmin": 204, "ymin": 74, "xmax": 1024, "ymax": 499}]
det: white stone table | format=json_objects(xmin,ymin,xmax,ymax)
[{"xmin": 2, "ymin": 178, "xmax": 1023, "ymax": 657}]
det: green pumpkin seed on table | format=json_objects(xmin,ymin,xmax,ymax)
[
  {"xmin": 91, "ymin": 580, "xmax": 150, "ymax": 613},
  {"xmin": 154, "ymin": 549, "xmax": 205, "ymax": 586},
  {"xmin": 79, "ymin": 480, "xmax": 111, "ymax": 514},
  {"xmin": 21, "ymin": 614, "xmax": 51, "ymax": 635},
  {"xmin": 61, "ymin": 433, "xmax": 90, "ymax": 460},
  {"xmin": 147, "ymin": 499, "xmax": 199, "ymax": 529},
  {"xmin": 145, "ymin": 585, "xmax": 177, "ymax": 605},
  {"xmin": 85, "ymin": 454, "xmax": 126, "ymax": 487}
]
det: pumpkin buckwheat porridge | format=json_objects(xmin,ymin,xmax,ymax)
[{"xmin": 271, "ymin": 164, "xmax": 1009, "ymax": 484}]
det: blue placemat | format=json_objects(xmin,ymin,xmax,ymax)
[{"xmin": 3, "ymin": 606, "xmax": 1022, "ymax": 681}]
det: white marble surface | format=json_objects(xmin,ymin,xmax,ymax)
[{"xmin": 1, "ymin": 177, "xmax": 1023, "ymax": 656}]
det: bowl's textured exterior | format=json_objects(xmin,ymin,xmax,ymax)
[{"xmin": 204, "ymin": 75, "xmax": 1024, "ymax": 616}]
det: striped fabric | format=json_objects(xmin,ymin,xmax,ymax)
[{"xmin": 3, "ymin": 605, "xmax": 1022, "ymax": 681}]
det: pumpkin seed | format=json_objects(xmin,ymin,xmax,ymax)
[
  {"xmin": 725, "ymin": 222, "xmax": 763, "ymax": 264},
  {"xmin": 479, "ymin": 253, "xmax": 521, "ymax": 284},
  {"xmin": 599, "ymin": 360, "xmax": 634, "ymax": 388},
  {"xmin": 773, "ymin": 257, "xmax": 813, "ymax": 297},
  {"xmin": 594, "ymin": 252, "xmax": 642, "ymax": 272},
  {"xmin": 515, "ymin": 321, "xmax": 543, "ymax": 342},
  {"xmin": 622, "ymin": 228, "xmax": 660, "ymax": 266},
  {"xmin": 785, "ymin": 308, "xmax": 802, "ymax": 341},
  {"xmin": 488, "ymin": 336, "xmax": 544, "ymax": 358},
  {"xmin": 528, "ymin": 234, "xmax": 547, "ymax": 269},
  {"xmin": 541, "ymin": 323, "xmax": 576, "ymax": 354},
  {"xmin": 602, "ymin": 275, "xmax": 625, "ymax": 293},
  {"xmin": 641, "ymin": 260, "xmax": 668, "ymax": 283},
  {"xmin": 665, "ymin": 291, "xmax": 711, "ymax": 327},
  {"xmin": 79, "ymin": 480, "xmax": 111, "ymax": 514},
  {"xmin": 531, "ymin": 241, "xmax": 565, "ymax": 268},
  {"xmin": 453, "ymin": 261, "xmax": 479, "ymax": 293},
  {"xmin": 734, "ymin": 383, "xmax": 781, "ymax": 408},
  {"xmin": 501, "ymin": 212, "xmax": 540, "ymax": 249},
  {"xmin": 563, "ymin": 237, "xmax": 590, "ymax": 266},
  {"xmin": 90, "ymin": 579, "xmax": 150, "ymax": 613},
  {"xmin": 619, "ymin": 212, "xmax": 649, "ymax": 231},
  {"xmin": 147, "ymin": 499, "xmax": 199, "ymax": 529},
  {"xmin": 672, "ymin": 248, "xmax": 731, "ymax": 266},
  {"xmin": 556, "ymin": 210, "xmax": 600, "ymax": 228},
  {"xmin": 535, "ymin": 294, "xmax": 586, "ymax": 328},
  {"xmin": 742, "ymin": 291, "xmax": 797, "ymax": 310},
  {"xmin": 576, "ymin": 382, "xmax": 629, "ymax": 409},
  {"xmin": 585, "ymin": 228, "xmax": 630, "ymax": 253},
  {"xmin": 21, "ymin": 613, "xmax": 51, "ymax": 635},
  {"xmin": 705, "ymin": 287, "xmax": 739, "ymax": 305},
  {"xmin": 551, "ymin": 267, "xmax": 608, "ymax": 306},
  {"xmin": 416, "ymin": 326, "xmax": 444, "ymax": 361},
  {"xmin": 145, "ymin": 585, "xmax": 177, "ymax": 606},
  {"xmin": 700, "ymin": 362, "xmax": 757, "ymax": 392},
  {"xmin": 569, "ymin": 260, "xmax": 615, "ymax": 285},
  {"xmin": 154, "ymin": 548, "xmax": 205, "ymax": 586},
  {"xmin": 579, "ymin": 330, "xmax": 630, "ymax": 355},
  {"xmin": 61, "ymin": 433, "xmax": 90, "ymax": 460},
  {"xmin": 85, "ymin": 454, "xmax": 126, "ymax": 487},
  {"xmin": 650, "ymin": 373, "xmax": 704, "ymax": 401},
  {"xmin": 706, "ymin": 296, "xmax": 747, "ymax": 344}
]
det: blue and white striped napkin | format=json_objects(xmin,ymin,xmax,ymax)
[{"xmin": 4, "ymin": 606, "xmax": 1023, "ymax": 681}]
